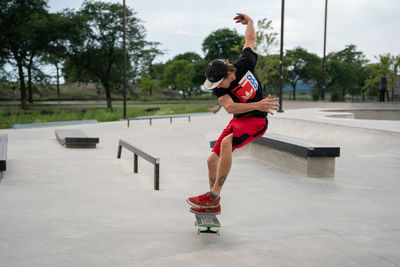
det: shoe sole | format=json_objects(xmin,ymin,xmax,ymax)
[
  {"xmin": 189, "ymin": 207, "xmax": 221, "ymax": 215},
  {"xmin": 186, "ymin": 198, "xmax": 220, "ymax": 209}
]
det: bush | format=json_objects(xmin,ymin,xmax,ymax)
[
  {"xmin": 330, "ymin": 90, "xmax": 344, "ymax": 102},
  {"xmin": 312, "ymin": 88, "xmax": 320, "ymax": 101}
]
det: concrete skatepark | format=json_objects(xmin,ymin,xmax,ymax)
[{"xmin": 0, "ymin": 101, "xmax": 399, "ymax": 267}]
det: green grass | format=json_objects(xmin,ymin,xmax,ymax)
[{"xmin": 0, "ymin": 104, "xmax": 218, "ymax": 129}]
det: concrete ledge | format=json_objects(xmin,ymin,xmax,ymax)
[
  {"xmin": 0, "ymin": 134, "xmax": 7, "ymax": 178},
  {"xmin": 55, "ymin": 129, "xmax": 99, "ymax": 148},
  {"xmin": 249, "ymin": 134, "xmax": 339, "ymax": 177},
  {"xmin": 211, "ymin": 133, "xmax": 340, "ymax": 178},
  {"xmin": 252, "ymin": 133, "xmax": 340, "ymax": 158},
  {"xmin": 248, "ymin": 141, "xmax": 336, "ymax": 178}
]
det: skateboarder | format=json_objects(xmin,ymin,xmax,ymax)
[{"xmin": 187, "ymin": 13, "xmax": 280, "ymax": 215}]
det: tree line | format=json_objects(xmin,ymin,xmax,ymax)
[
  {"xmin": 1, "ymin": 0, "xmax": 161, "ymax": 108},
  {"xmin": 1, "ymin": 0, "xmax": 399, "ymax": 108}
]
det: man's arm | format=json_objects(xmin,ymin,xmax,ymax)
[
  {"xmin": 234, "ymin": 13, "xmax": 255, "ymax": 51},
  {"xmin": 218, "ymin": 94, "xmax": 280, "ymax": 115}
]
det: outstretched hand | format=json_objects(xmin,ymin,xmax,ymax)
[
  {"xmin": 233, "ymin": 13, "xmax": 253, "ymax": 25},
  {"xmin": 259, "ymin": 94, "xmax": 280, "ymax": 115}
]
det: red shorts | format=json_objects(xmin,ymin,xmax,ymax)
[{"xmin": 212, "ymin": 116, "xmax": 268, "ymax": 157}]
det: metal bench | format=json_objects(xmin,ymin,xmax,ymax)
[
  {"xmin": 117, "ymin": 139, "xmax": 160, "ymax": 190},
  {"xmin": 55, "ymin": 129, "xmax": 99, "ymax": 148},
  {"xmin": 127, "ymin": 114, "xmax": 191, "ymax": 127},
  {"xmin": 0, "ymin": 134, "xmax": 7, "ymax": 178},
  {"xmin": 211, "ymin": 133, "xmax": 340, "ymax": 178}
]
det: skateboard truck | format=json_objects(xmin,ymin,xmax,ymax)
[{"xmin": 194, "ymin": 214, "xmax": 221, "ymax": 236}]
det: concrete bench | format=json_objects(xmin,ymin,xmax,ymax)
[
  {"xmin": 117, "ymin": 139, "xmax": 160, "ymax": 190},
  {"xmin": 0, "ymin": 134, "xmax": 7, "ymax": 178},
  {"xmin": 55, "ymin": 129, "xmax": 99, "ymax": 148},
  {"xmin": 127, "ymin": 114, "xmax": 191, "ymax": 127},
  {"xmin": 211, "ymin": 133, "xmax": 340, "ymax": 178}
]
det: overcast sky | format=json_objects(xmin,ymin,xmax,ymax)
[{"xmin": 47, "ymin": 0, "xmax": 400, "ymax": 63}]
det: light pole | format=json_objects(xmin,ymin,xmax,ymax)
[
  {"xmin": 123, "ymin": 0, "xmax": 127, "ymax": 119},
  {"xmin": 278, "ymin": 0, "xmax": 285, "ymax": 112},
  {"xmin": 322, "ymin": 0, "xmax": 328, "ymax": 101}
]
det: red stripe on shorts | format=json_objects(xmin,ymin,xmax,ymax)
[{"xmin": 212, "ymin": 116, "xmax": 268, "ymax": 157}]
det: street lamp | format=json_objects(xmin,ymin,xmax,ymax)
[
  {"xmin": 123, "ymin": 0, "xmax": 127, "ymax": 119},
  {"xmin": 278, "ymin": 0, "xmax": 285, "ymax": 112},
  {"xmin": 322, "ymin": 0, "xmax": 328, "ymax": 101}
]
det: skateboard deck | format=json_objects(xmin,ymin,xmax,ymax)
[{"xmin": 194, "ymin": 214, "xmax": 221, "ymax": 235}]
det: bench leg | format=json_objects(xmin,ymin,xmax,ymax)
[
  {"xmin": 154, "ymin": 163, "xmax": 160, "ymax": 190},
  {"xmin": 134, "ymin": 154, "xmax": 138, "ymax": 173},
  {"xmin": 170, "ymin": 117, "xmax": 172, "ymax": 124},
  {"xmin": 0, "ymin": 171, "xmax": 3, "ymax": 179},
  {"xmin": 117, "ymin": 145, "xmax": 122, "ymax": 158},
  {"xmin": 188, "ymin": 116, "xmax": 190, "ymax": 123},
  {"xmin": 149, "ymin": 118, "xmax": 152, "ymax": 126}
]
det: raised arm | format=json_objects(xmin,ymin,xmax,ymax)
[{"xmin": 234, "ymin": 13, "xmax": 255, "ymax": 51}]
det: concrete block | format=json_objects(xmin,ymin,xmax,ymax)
[
  {"xmin": 240, "ymin": 142, "xmax": 336, "ymax": 178},
  {"xmin": 307, "ymin": 157, "xmax": 335, "ymax": 178}
]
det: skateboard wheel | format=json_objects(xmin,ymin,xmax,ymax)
[
  {"xmin": 197, "ymin": 229, "xmax": 200, "ymax": 235},
  {"xmin": 217, "ymin": 230, "xmax": 221, "ymax": 236}
]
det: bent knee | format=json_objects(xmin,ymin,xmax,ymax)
[{"xmin": 220, "ymin": 135, "xmax": 233, "ymax": 150}]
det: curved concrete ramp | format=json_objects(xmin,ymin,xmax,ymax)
[
  {"xmin": 268, "ymin": 117, "xmax": 400, "ymax": 155},
  {"xmin": 323, "ymin": 109, "xmax": 400, "ymax": 120}
]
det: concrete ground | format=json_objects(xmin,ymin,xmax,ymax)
[{"xmin": 0, "ymin": 101, "xmax": 400, "ymax": 267}]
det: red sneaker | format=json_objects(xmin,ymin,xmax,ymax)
[
  {"xmin": 187, "ymin": 192, "xmax": 220, "ymax": 208},
  {"xmin": 190, "ymin": 205, "xmax": 221, "ymax": 215}
]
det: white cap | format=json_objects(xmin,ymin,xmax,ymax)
[{"xmin": 203, "ymin": 77, "xmax": 224, "ymax": 90}]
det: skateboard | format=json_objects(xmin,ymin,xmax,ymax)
[{"xmin": 194, "ymin": 213, "xmax": 221, "ymax": 235}]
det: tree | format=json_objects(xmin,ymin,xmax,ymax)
[
  {"xmin": 139, "ymin": 62, "xmax": 167, "ymax": 95},
  {"xmin": 255, "ymin": 18, "xmax": 279, "ymax": 56},
  {"xmin": 379, "ymin": 54, "xmax": 400, "ymax": 101},
  {"xmin": 326, "ymin": 44, "xmax": 368, "ymax": 101},
  {"xmin": 64, "ymin": 0, "xmax": 148, "ymax": 108},
  {"xmin": 0, "ymin": 0, "xmax": 48, "ymax": 107},
  {"xmin": 161, "ymin": 52, "xmax": 205, "ymax": 96},
  {"xmin": 38, "ymin": 11, "xmax": 83, "ymax": 99},
  {"xmin": 162, "ymin": 59, "xmax": 198, "ymax": 98},
  {"xmin": 139, "ymin": 73, "xmax": 157, "ymax": 95},
  {"xmin": 172, "ymin": 52, "xmax": 205, "ymax": 89},
  {"xmin": 255, "ymin": 54, "xmax": 283, "ymax": 96},
  {"xmin": 191, "ymin": 58, "xmax": 208, "ymax": 88},
  {"xmin": 41, "ymin": 51, "xmax": 63, "ymax": 98},
  {"xmin": 363, "ymin": 53, "xmax": 400, "ymax": 100},
  {"xmin": 362, "ymin": 63, "xmax": 381, "ymax": 98},
  {"xmin": 25, "ymin": 11, "xmax": 57, "ymax": 103},
  {"xmin": 138, "ymin": 42, "xmax": 163, "ymax": 95},
  {"xmin": 172, "ymin": 52, "xmax": 201, "ymax": 63},
  {"xmin": 202, "ymin": 28, "xmax": 242, "ymax": 62},
  {"xmin": 285, "ymin": 47, "xmax": 321, "ymax": 100}
]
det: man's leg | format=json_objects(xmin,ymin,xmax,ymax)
[
  {"xmin": 207, "ymin": 152, "xmax": 219, "ymax": 190},
  {"xmin": 186, "ymin": 132, "xmax": 232, "ymax": 210},
  {"xmin": 211, "ymin": 133, "xmax": 233, "ymax": 195}
]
